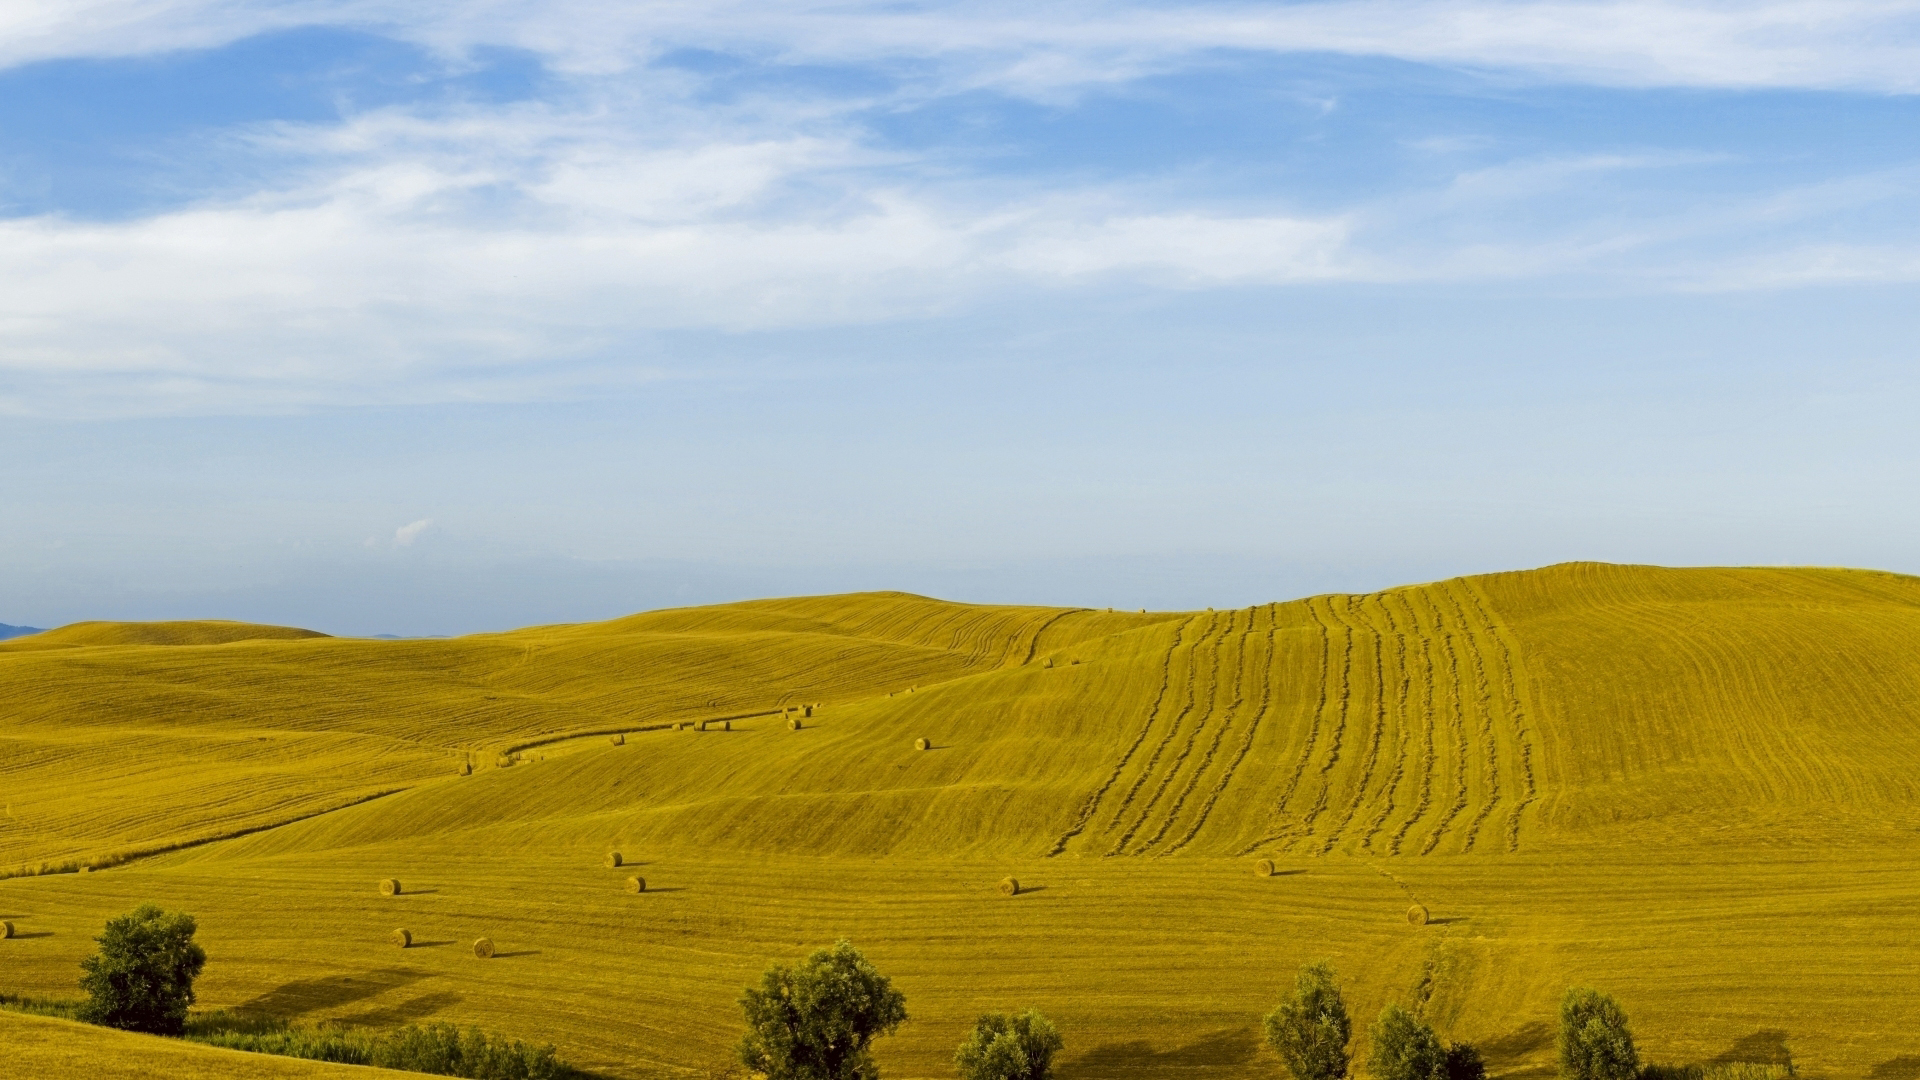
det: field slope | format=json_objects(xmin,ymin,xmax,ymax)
[{"xmin": 5, "ymin": 564, "xmax": 1920, "ymax": 1080}]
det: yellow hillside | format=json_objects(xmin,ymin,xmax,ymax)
[
  {"xmin": 23, "ymin": 620, "xmax": 331, "ymax": 648},
  {"xmin": 6, "ymin": 564, "xmax": 1920, "ymax": 1080}
]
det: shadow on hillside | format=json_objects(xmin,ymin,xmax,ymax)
[
  {"xmin": 237, "ymin": 969, "xmax": 427, "ymax": 1018},
  {"xmin": 1061, "ymin": 1025, "xmax": 1259, "ymax": 1078},
  {"xmin": 1480, "ymin": 1020, "xmax": 1553, "ymax": 1078},
  {"xmin": 1870, "ymin": 1056, "xmax": 1920, "ymax": 1080},
  {"xmin": 337, "ymin": 991, "xmax": 463, "ymax": 1028},
  {"xmin": 1715, "ymin": 1031, "xmax": 1793, "ymax": 1067}
]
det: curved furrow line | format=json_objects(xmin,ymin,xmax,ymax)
[
  {"xmin": 1044, "ymin": 617, "xmax": 1188, "ymax": 856},
  {"xmin": 1169, "ymin": 605, "xmax": 1279, "ymax": 856},
  {"xmin": 1359, "ymin": 592, "xmax": 1413, "ymax": 853},
  {"xmin": 1320, "ymin": 595, "xmax": 1390, "ymax": 855},
  {"xmin": 1102, "ymin": 611, "xmax": 1218, "ymax": 850},
  {"xmin": 1457, "ymin": 583, "xmax": 1539, "ymax": 852},
  {"xmin": 1418, "ymin": 594, "xmax": 1471, "ymax": 856},
  {"xmin": 1140, "ymin": 608, "xmax": 1253, "ymax": 854},
  {"xmin": 1440, "ymin": 584, "xmax": 1501, "ymax": 854},
  {"xmin": 1239, "ymin": 600, "xmax": 1334, "ymax": 855},
  {"xmin": 1388, "ymin": 590, "xmax": 1440, "ymax": 855},
  {"xmin": 1018, "ymin": 608, "xmax": 1084, "ymax": 668},
  {"xmin": 1116, "ymin": 610, "xmax": 1234, "ymax": 854},
  {"xmin": 1295, "ymin": 597, "xmax": 1356, "ymax": 849}
]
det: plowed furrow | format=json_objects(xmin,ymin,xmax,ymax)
[
  {"xmin": 1116, "ymin": 611, "xmax": 1232, "ymax": 854},
  {"xmin": 1169, "ymin": 605, "xmax": 1278, "ymax": 855},
  {"xmin": 1142, "ymin": 609, "xmax": 1252, "ymax": 854}
]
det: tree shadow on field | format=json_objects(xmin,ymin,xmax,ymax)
[
  {"xmin": 1480, "ymin": 1021, "xmax": 1554, "ymax": 1079},
  {"xmin": 236, "ymin": 969, "xmax": 427, "ymax": 1018},
  {"xmin": 1869, "ymin": 1057, "xmax": 1920, "ymax": 1080},
  {"xmin": 1061, "ymin": 1025, "xmax": 1260, "ymax": 1078},
  {"xmin": 1715, "ymin": 1031, "xmax": 1793, "ymax": 1068},
  {"xmin": 336, "ymin": 991, "xmax": 463, "ymax": 1028}
]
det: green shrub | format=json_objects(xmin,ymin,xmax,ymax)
[
  {"xmin": 1369, "ymin": 1004, "xmax": 1446, "ymax": 1080},
  {"xmin": 1445, "ymin": 1042, "xmax": 1486, "ymax": 1080},
  {"xmin": 1263, "ymin": 962, "xmax": 1352, "ymax": 1080},
  {"xmin": 955, "ymin": 1010, "xmax": 1064, "ymax": 1080},
  {"xmin": 195, "ymin": 1021, "xmax": 576, "ymax": 1079},
  {"xmin": 738, "ymin": 940, "xmax": 909, "ymax": 1080},
  {"xmin": 77, "ymin": 903, "xmax": 207, "ymax": 1035},
  {"xmin": 1559, "ymin": 988, "xmax": 1638, "ymax": 1080}
]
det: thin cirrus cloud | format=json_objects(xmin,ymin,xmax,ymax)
[{"xmin": 2, "ymin": 2, "xmax": 1919, "ymax": 417}]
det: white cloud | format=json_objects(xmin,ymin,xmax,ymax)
[
  {"xmin": 7, "ymin": 1, "xmax": 1920, "ymax": 93},
  {"xmin": 393, "ymin": 518, "xmax": 433, "ymax": 546}
]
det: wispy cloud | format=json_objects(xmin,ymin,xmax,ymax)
[{"xmin": 393, "ymin": 518, "xmax": 432, "ymax": 546}]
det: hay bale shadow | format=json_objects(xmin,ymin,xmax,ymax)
[
  {"xmin": 491, "ymin": 950, "xmax": 541, "ymax": 958},
  {"xmin": 1062, "ymin": 1025, "xmax": 1259, "ymax": 1078},
  {"xmin": 407, "ymin": 940, "xmax": 459, "ymax": 948},
  {"xmin": 1425, "ymin": 916, "xmax": 1467, "ymax": 925},
  {"xmin": 7, "ymin": 930, "xmax": 54, "ymax": 939}
]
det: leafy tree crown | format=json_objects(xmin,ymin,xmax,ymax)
[
  {"xmin": 78, "ymin": 903, "xmax": 208, "ymax": 1036},
  {"xmin": 955, "ymin": 1010, "xmax": 1064, "ymax": 1080},
  {"xmin": 1558, "ymin": 988, "xmax": 1639, "ymax": 1080},
  {"xmin": 1263, "ymin": 961, "xmax": 1352, "ymax": 1080},
  {"xmin": 1368, "ymin": 1004, "xmax": 1447, "ymax": 1080},
  {"xmin": 738, "ymin": 940, "xmax": 909, "ymax": 1080}
]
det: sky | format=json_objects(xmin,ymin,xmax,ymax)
[{"xmin": 3, "ymin": 1, "xmax": 1919, "ymax": 636}]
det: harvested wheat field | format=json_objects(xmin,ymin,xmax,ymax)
[{"xmin": 7, "ymin": 563, "xmax": 1920, "ymax": 1079}]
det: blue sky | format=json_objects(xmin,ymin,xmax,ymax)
[{"xmin": 3, "ymin": 1, "xmax": 1919, "ymax": 635}]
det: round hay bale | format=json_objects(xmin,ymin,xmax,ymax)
[
  {"xmin": 999, "ymin": 876, "xmax": 1021, "ymax": 896},
  {"xmin": 1407, "ymin": 904, "xmax": 1429, "ymax": 926},
  {"xmin": 1254, "ymin": 858, "xmax": 1275, "ymax": 878},
  {"xmin": 626, "ymin": 875, "xmax": 647, "ymax": 894},
  {"xmin": 458, "ymin": 761, "xmax": 472, "ymax": 775},
  {"xmin": 722, "ymin": 720, "xmax": 731, "ymax": 731},
  {"xmin": 379, "ymin": 878, "xmax": 401, "ymax": 896},
  {"xmin": 472, "ymin": 937, "xmax": 495, "ymax": 959},
  {"xmin": 79, "ymin": 865, "xmax": 92, "ymax": 874},
  {"xmin": 915, "ymin": 737, "xmax": 930, "ymax": 750},
  {"xmin": 1042, "ymin": 657, "xmax": 1053, "ymax": 668},
  {"xmin": 788, "ymin": 717, "xmax": 802, "ymax": 730},
  {"xmin": 804, "ymin": 705, "xmax": 814, "ymax": 717},
  {"xmin": 1, "ymin": 921, "xmax": 13, "ymax": 939},
  {"xmin": 390, "ymin": 928, "xmax": 411, "ymax": 948},
  {"xmin": 610, "ymin": 733, "xmax": 625, "ymax": 746},
  {"xmin": 605, "ymin": 852, "xmax": 623, "ymax": 869}
]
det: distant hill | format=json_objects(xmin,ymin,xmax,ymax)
[
  {"xmin": 0, "ymin": 622, "xmax": 44, "ymax": 640},
  {"xmin": 20, "ymin": 619, "xmax": 328, "ymax": 648}
]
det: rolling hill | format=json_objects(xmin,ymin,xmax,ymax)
[{"xmin": 4, "ymin": 563, "xmax": 1920, "ymax": 1080}]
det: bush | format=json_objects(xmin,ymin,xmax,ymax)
[
  {"xmin": 1446, "ymin": 1043, "xmax": 1486, "ymax": 1080},
  {"xmin": 955, "ymin": 1010, "xmax": 1064, "ymax": 1080},
  {"xmin": 1559, "ymin": 988, "xmax": 1638, "ymax": 1080},
  {"xmin": 195, "ymin": 1021, "xmax": 577, "ymax": 1079},
  {"xmin": 78, "ymin": 903, "xmax": 207, "ymax": 1035},
  {"xmin": 1263, "ymin": 962, "xmax": 1352, "ymax": 1080},
  {"xmin": 1369, "ymin": 1004, "xmax": 1446, "ymax": 1080},
  {"xmin": 738, "ymin": 940, "xmax": 909, "ymax": 1080}
]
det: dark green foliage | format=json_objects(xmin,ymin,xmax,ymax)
[
  {"xmin": 195, "ymin": 1021, "xmax": 581, "ymax": 1079},
  {"xmin": 954, "ymin": 1010, "xmax": 1064, "ymax": 1080},
  {"xmin": 1263, "ymin": 962, "xmax": 1352, "ymax": 1080},
  {"xmin": 1446, "ymin": 1043, "xmax": 1486, "ymax": 1080},
  {"xmin": 1559, "ymin": 988, "xmax": 1639, "ymax": 1080},
  {"xmin": 1368, "ymin": 1004, "xmax": 1446, "ymax": 1080},
  {"xmin": 738, "ymin": 940, "xmax": 909, "ymax": 1080},
  {"xmin": 77, "ymin": 903, "xmax": 207, "ymax": 1035}
]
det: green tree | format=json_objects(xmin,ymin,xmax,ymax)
[
  {"xmin": 1368, "ymin": 1004, "xmax": 1446, "ymax": 1080},
  {"xmin": 1444, "ymin": 1043, "xmax": 1486, "ymax": 1080},
  {"xmin": 955, "ymin": 1010, "xmax": 1063, "ymax": 1080},
  {"xmin": 738, "ymin": 940, "xmax": 909, "ymax": 1080},
  {"xmin": 1558, "ymin": 988, "xmax": 1638, "ymax": 1080},
  {"xmin": 78, "ymin": 903, "xmax": 207, "ymax": 1035},
  {"xmin": 1263, "ymin": 961, "xmax": 1352, "ymax": 1080}
]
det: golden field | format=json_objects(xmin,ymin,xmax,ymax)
[{"xmin": 5, "ymin": 563, "xmax": 1920, "ymax": 1079}]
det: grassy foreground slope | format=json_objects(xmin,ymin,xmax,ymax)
[
  {"xmin": 1, "ymin": 1009, "xmax": 417, "ymax": 1079},
  {"xmin": 6, "ymin": 564, "xmax": 1920, "ymax": 1079}
]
